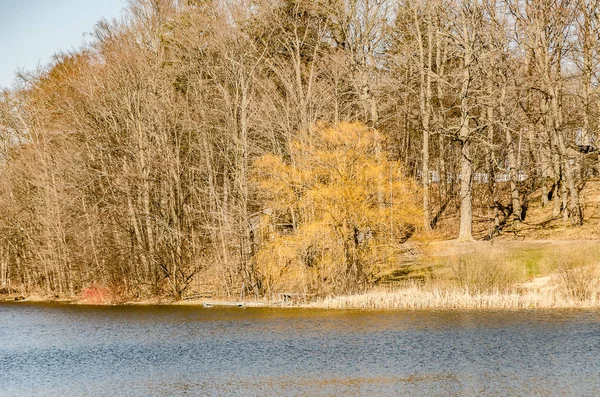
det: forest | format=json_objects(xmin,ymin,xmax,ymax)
[{"xmin": 1, "ymin": 0, "xmax": 599, "ymax": 301}]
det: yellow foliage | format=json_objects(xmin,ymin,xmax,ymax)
[{"xmin": 252, "ymin": 122, "xmax": 422, "ymax": 294}]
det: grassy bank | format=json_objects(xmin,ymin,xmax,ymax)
[
  {"xmin": 4, "ymin": 287, "xmax": 600, "ymax": 310},
  {"xmin": 306, "ymin": 241, "xmax": 600, "ymax": 310},
  {"xmin": 3, "ymin": 240, "xmax": 600, "ymax": 310},
  {"xmin": 307, "ymin": 284, "xmax": 600, "ymax": 310}
]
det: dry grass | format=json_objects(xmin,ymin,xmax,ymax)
[
  {"xmin": 307, "ymin": 244, "xmax": 600, "ymax": 310},
  {"xmin": 308, "ymin": 283, "xmax": 600, "ymax": 310},
  {"xmin": 442, "ymin": 250, "xmax": 528, "ymax": 293},
  {"xmin": 541, "ymin": 246, "xmax": 600, "ymax": 301}
]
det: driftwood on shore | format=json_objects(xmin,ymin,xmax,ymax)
[{"xmin": 202, "ymin": 301, "xmax": 245, "ymax": 308}]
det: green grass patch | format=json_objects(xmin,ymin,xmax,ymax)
[{"xmin": 512, "ymin": 248, "xmax": 545, "ymax": 278}]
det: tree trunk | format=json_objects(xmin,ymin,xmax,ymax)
[
  {"xmin": 501, "ymin": 86, "xmax": 521, "ymax": 229},
  {"xmin": 457, "ymin": 14, "xmax": 473, "ymax": 242},
  {"xmin": 414, "ymin": 6, "xmax": 433, "ymax": 231}
]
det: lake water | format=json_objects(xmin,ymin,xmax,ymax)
[{"xmin": 1, "ymin": 303, "xmax": 599, "ymax": 396}]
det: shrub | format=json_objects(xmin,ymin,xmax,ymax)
[
  {"xmin": 444, "ymin": 249, "xmax": 528, "ymax": 293},
  {"xmin": 542, "ymin": 247, "xmax": 600, "ymax": 301},
  {"xmin": 80, "ymin": 284, "xmax": 111, "ymax": 304}
]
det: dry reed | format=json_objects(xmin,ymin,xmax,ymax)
[
  {"xmin": 307, "ymin": 283, "xmax": 600, "ymax": 310},
  {"xmin": 307, "ymin": 245, "xmax": 600, "ymax": 310},
  {"xmin": 541, "ymin": 246, "xmax": 600, "ymax": 301}
]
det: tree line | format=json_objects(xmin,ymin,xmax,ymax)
[{"xmin": 0, "ymin": 0, "xmax": 598, "ymax": 299}]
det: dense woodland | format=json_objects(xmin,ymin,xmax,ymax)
[{"xmin": 1, "ymin": 0, "xmax": 600, "ymax": 299}]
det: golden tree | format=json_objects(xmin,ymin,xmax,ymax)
[{"xmin": 253, "ymin": 122, "xmax": 422, "ymax": 295}]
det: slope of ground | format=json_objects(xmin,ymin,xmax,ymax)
[
  {"xmin": 378, "ymin": 178, "xmax": 600, "ymax": 291},
  {"xmin": 425, "ymin": 179, "xmax": 600, "ymax": 241}
]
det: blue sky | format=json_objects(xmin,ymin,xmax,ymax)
[{"xmin": 0, "ymin": 0, "xmax": 125, "ymax": 89}]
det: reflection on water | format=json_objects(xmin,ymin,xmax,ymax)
[{"xmin": 1, "ymin": 303, "xmax": 599, "ymax": 396}]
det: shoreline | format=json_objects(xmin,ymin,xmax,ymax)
[
  {"xmin": 3, "ymin": 290, "xmax": 600, "ymax": 311},
  {"xmin": 3, "ymin": 239, "xmax": 599, "ymax": 311}
]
